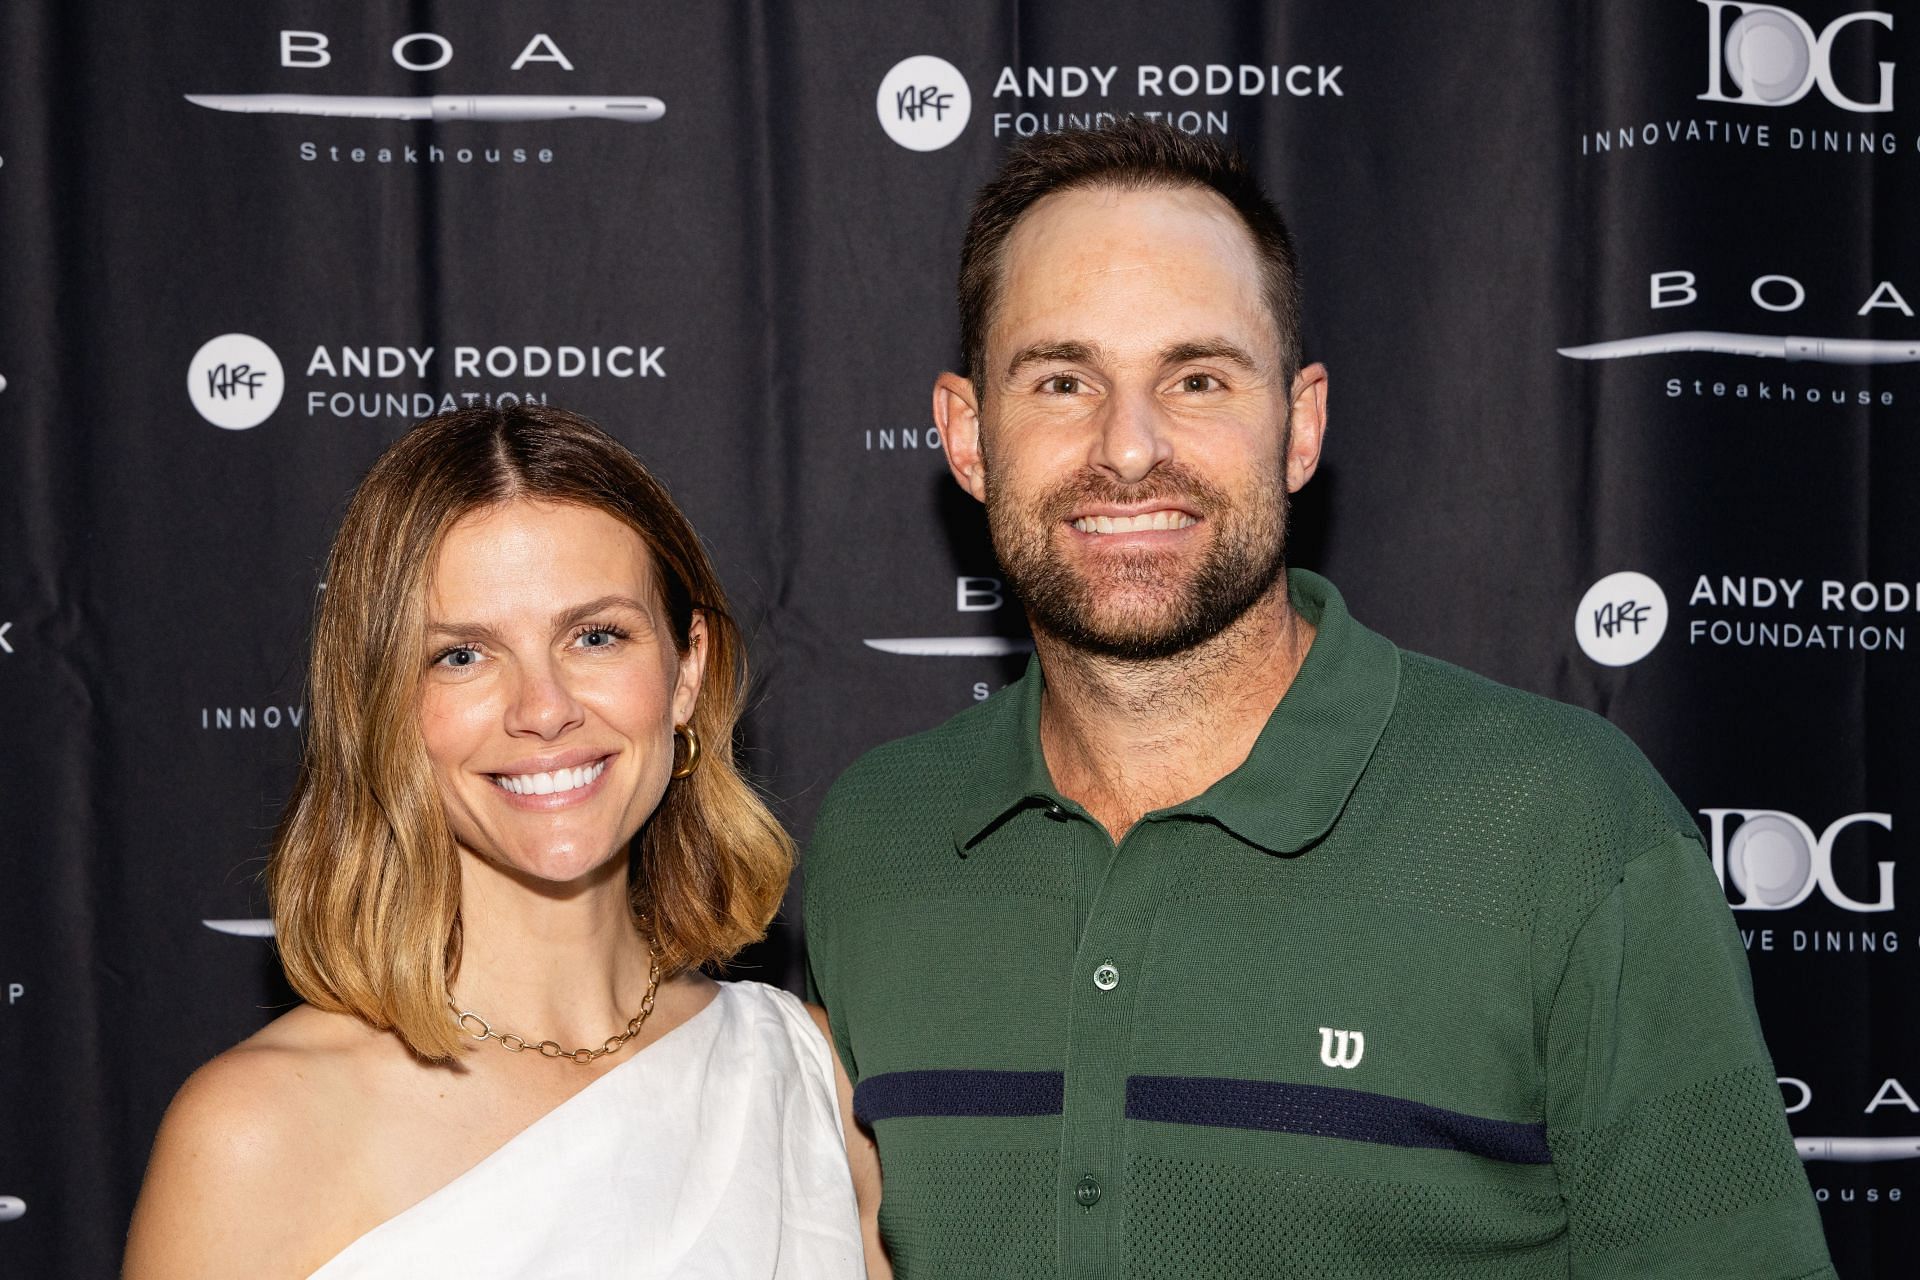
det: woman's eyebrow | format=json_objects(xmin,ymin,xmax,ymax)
[{"xmin": 424, "ymin": 595, "xmax": 651, "ymax": 642}]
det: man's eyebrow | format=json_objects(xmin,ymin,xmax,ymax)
[
  {"xmin": 424, "ymin": 594, "xmax": 653, "ymax": 641},
  {"xmin": 1162, "ymin": 339, "xmax": 1261, "ymax": 369},
  {"xmin": 1004, "ymin": 340, "xmax": 1106, "ymax": 378}
]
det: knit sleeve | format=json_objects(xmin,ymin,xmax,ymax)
[
  {"xmin": 1543, "ymin": 831, "xmax": 1836, "ymax": 1278},
  {"xmin": 801, "ymin": 779, "xmax": 858, "ymax": 1083}
]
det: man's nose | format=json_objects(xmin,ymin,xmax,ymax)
[{"xmin": 1088, "ymin": 385, "xmax": 1174, "ymax": 484}]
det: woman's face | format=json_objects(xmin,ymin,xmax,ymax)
[{"xmin": 418, "ymin": 498, "xmax": 705, "ymax": 886}]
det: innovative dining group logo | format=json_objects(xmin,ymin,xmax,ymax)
[
  {"xmin": 1699, "ymin": 2, "xmax": 1893, "ymax": 111},
  {"xmin": 1580, "ymin": 2, "xmax": 1906, "ymax": 161},
  {"xmin": 1705, "ymin": 808, "xmax": 1895, "ymax": 914}
]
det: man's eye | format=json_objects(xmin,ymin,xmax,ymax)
[
  {"xmin": 1043, "ymin": 375, "xmax": 1081, "ymax": 394},
  {"xmin": 1180, "ymin": 374, "xmax": 1221, "ymax": 393}
]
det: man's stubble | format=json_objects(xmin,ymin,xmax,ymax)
[{"xmin": 982, "ymin": 450, "xmax": 1290, "ymax": 663}]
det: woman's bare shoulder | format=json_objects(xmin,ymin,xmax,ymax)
[
  {"xmin": 172, "ymin": 1005, "xmax": 392, "ymax": 1147},
  {"xmin": 123, "ymin": 1005, "xmax": 397, "ymax": 1278}
]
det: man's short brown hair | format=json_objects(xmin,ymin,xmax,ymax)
[{"xmin": 957, "ymin": 117, "xmax": 1303, "ymax": 391}]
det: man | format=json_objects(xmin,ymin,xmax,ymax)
[{"xmin": 805, "ymin": 120, "xmax": 1832, "ymax": 1278}]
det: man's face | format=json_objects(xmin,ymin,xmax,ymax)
[{"xmin": 958, "ymin": 185, "xmax": 1316, "ymax": 659}]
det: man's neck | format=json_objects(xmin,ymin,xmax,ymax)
[{"xmin": 1034, "ymin": 574, "xmax": 1316, "ymax": 843}]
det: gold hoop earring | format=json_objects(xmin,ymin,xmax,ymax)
[{"xmin": 671, "ymin": 722, "xmax": 701, "ymax": 779}]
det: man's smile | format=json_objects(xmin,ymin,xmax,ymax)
[{"xmin": 1069, "ymin": 509, "xmax": 1199, "ymax": 535}]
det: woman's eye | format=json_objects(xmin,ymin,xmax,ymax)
[
  {"xmin": 575, "ymin": 625, "xmax": 628, "ymax": 650},
  {"xmin": 433, "ymin": 646, "xmax": 480, "ymax": 669}
]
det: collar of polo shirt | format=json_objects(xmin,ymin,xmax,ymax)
[{"xmin": 952, "ymin": 569, "xmax": 1402, "ymax": 856}]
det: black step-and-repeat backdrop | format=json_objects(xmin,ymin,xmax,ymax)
[{"xmin": 2, "ymin": 3, "xmax": 1914, "ymax": 1275}]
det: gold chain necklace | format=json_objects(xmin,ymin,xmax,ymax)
[{"xmin": 449, "ymin": 934, "xmax": 662, "ymax": 1065}]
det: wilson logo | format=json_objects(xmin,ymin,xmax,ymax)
[{"xmin": 1319, "ymin": 1026, "xmax": 1365, "ymax": 1069}]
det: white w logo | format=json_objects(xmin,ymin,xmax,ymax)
[{"xmin": 1318, "ymin": 1027, "xmax": 1364, "ymax": 1069}]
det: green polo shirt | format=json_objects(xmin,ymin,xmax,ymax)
[{"xmin": 805, "ymin": 570, "xmax": 1833, "ymax": 1279}]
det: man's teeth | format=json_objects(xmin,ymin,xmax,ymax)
[
  {"xmin": 494, "ymin": 759, "xmax": 607, "ymax": 796},
  {"xmin": 1072, "ymin": 511, "xmax": 1197, "ymax": 534}
]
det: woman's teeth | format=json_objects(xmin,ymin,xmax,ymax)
[{"xmin": 493, "ymin": 759, "xmax": 607, "ymax": 796}]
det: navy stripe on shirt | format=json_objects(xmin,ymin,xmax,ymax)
[
  {"xmin": 854, "ymin": 1069, "xmax": 1065, "ymax": 1123},
  {"xmin": 1126, "ymin": 1074, "xmax": 1552, "ymax": 1164}
]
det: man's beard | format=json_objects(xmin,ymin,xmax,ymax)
[{"xmin": 984, "ymin": 461, "xmax": 1288, "ymax": 661}]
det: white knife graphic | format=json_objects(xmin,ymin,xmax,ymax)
[
  {"xmin": 186, "ymin": 94, "xmax": 663, "ymax": 123},
  {"xmin": 863, "ymin": 637, "xmax": 1035, "ymax": 657},
  {"xmin": 1557, "ymin": 330, "xmax": 1920, "ymax": 364},
  {"xmin": 202, "ymin": 918, "xmax": 276, "ymax": 937},
  {"xmin": 1795, "ymin": 1135, "xmax": 1920, "ymax": 1162}
]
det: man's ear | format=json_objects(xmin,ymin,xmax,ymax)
[
  {"xmin": 934, "ymin": 371, "xmax": 988, "ymax": 503},
  {"xmin": 1285, "ymin": 362, "xmax": 1329, "ymax": 494}
]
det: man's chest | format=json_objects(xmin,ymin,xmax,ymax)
[
  {"xmin": 826, "ymin": 814, "xmax": 1568, "ymax": 1278},
  {"xmin": 836, "ymin": 813, "xmax": 1542, "ymax": 1116}
]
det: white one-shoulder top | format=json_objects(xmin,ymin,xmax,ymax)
[{"xmin": 309, "ymin": 981, "xmax": 865, "ymax": 1279}]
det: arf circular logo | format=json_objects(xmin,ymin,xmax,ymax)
[
  {"xmin": 187, "ymin": 333, "xmax": 284, "ymax": 430},
  {"xmin": 877, "ymin": 55, "xmax": 971, "ymax": 151},
  {"xmin": 1575, "ymin": 571, "xmax": 1669, "ymax": 666}
]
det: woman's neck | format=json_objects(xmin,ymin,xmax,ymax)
[{"xmin": 448, "ymin": 849, "xmax": 659, "ymax": 1049}]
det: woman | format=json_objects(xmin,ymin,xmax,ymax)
[{"xmin": 125, "ymin": 406, "xmax": 884, "ymax": 1278}]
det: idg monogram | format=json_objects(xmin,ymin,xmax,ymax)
[{"xmin": 1699, "ymin": 2, "xmax": 1894, "ymax": 112}]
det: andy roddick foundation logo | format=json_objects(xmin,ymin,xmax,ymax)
[
  {"xmin": 187, "ymin": 334, "xmax": 285, "ymax": 429},
  {"xmin": 877, "ymin": 55, "xmax": 972, "ymax": 150},
  {"xmin": 1578, "ymin": 571, "xmax": 1919, "ymax": 662},
  {"xmin": 875, "ymin": 48, "xmax": 1350, "ymax": 149},
  {"xmin": 1575, "ymin": 571, "xmax": 1669, "ymax": 666}
]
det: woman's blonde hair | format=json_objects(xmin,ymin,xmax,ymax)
[{"xmin": 268, "ymin": 405, "xmax": 792, "ymax": 1060}]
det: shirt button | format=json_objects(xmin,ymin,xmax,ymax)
[
  {"xmin": 1075, "ymin": 1174, "xmax": 1102, "ymax": 1208},
  {"xmin": 1093, "ymin": 961, "xmax": 1119, "ymax": 991}
]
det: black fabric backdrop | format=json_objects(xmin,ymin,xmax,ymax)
[{"xmin": 2, "ymin": 3, "xmax": 1915, "ymax": 1275}]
